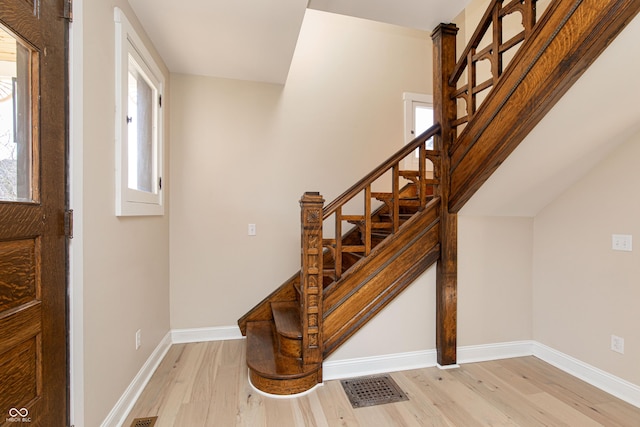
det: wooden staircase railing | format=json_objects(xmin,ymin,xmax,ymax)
[
  {"xmin": 301, "ymin": 124, "xmax": 441, "ymax": 364},
  {"xmin": 321, "ymin": 124, "xmax": 441, "ymax": 278}
]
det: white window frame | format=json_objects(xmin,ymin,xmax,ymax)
[
  {"xmin": 114, "ymin": 7, "xmax": 164, "ymax": 216},
  {"xmin": 403, "ymin": 92, "xmax": 433, "ymax": 170}
]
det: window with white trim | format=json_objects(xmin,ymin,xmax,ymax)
[
  {"xmin": 403, "ymin": 92, "xmax": 433, "ymax": 170},
  {"xmin": 114, "ymin": 8, "xmax": 164, "ymax": 216}
]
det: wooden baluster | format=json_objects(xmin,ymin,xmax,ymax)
[
  {"xmin": 392, "ymin": 165, "xmax": 400, "ymax": 232},
  {"xmin": 364, "ymin": 186, "xmax": 372, "ymax": 255},
  {"xmin": 300, "ymin": 192, "xmax": 324, "ymax": 366},
  {"xmin": 335, "ymin": 207, "xmax": 342, "ymax": 280},
  {"xmin": 419, "ymin": 145, "xmax": 427, "ymax": 209},
  {"xmin": 492, "ymin": 2, "xmax": 503, "ymax": 82},
  {"xmin": 523, "ymin": 0, "xmax": 537, "ymax": 36},
  {"xmin": 468, "ymin": 49, "xmax": 476, "ymax": 118}
]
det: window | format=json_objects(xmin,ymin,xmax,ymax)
[
  {"xmin": 0, "ymin": 25, "xmax": 37, "ymax": 203},
  {"xmin": 403, "ymin": 92, "xmax": 433, "ymax": 169},
  {"xmin": 115, "ymin": 8, "xmax": 164, "ymax": 216}
]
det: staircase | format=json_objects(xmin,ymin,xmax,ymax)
[{"xmin": 238, "ymin": 0, "xmax": 640, "ymax": 396}]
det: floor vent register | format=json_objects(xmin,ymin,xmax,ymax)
[{"xmin": 340, "ymin": 374, "xmax": 409, "ymax": 408}]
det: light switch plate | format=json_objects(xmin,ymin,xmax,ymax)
[{"xmin": 612, "ymin": 234, "xmax": 632, "ymax": 252}]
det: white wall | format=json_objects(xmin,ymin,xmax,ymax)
[
  {"xmin": 73, "ymin": 1, "xmax": 171, "ymax": 425},
  {"xmin": 533, "ymin": 130, "xmax": 640, "ymax": 386},
  {"xmin": 169, "ymin": 10, "xmax": 433, "ymax": 330}
]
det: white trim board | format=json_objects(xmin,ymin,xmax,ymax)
[
  {"xmin": 100, "ymin": 332, "xmax": 172, "ymax": 427},
  {"xmin": 171, "ymin": 325, "xmax": 244, "ymax": 344},
  {"xmin": 105, "ymin": 332, "xmax": 640, "ymax": 425},
  {"xmin": 324, "ymin": 349, "xmax": 437, "ymax": 381},
  {"xmin": 532, "ymin": 342, "xmax": 640, "ymax": 408}
]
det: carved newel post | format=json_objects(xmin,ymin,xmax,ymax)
[{"xmin": 299, "ymin": 192, "xmax": 325, "ymax": 366}]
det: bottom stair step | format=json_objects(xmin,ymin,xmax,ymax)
[{"xmin": 246, "ymin": 321, "xmax": 321, "ymax": 395}]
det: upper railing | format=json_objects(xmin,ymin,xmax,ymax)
[{"xmin": 450, "ymin": 0, "xmax": 541, "ymax": 137}]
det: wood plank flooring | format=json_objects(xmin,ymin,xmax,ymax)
[{"xmin": 122, "ymin": 340, "xmax": 640, "ymax": 426}]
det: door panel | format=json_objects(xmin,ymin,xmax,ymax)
[{"xmin": 0, "ymin": 0, "xmax": 67, "ymax": 425}]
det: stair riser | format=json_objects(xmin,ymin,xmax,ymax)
[
  {"xmin": 277, "ymin": 334, "xmax": 301, "ymax": 358},
  {"xmin": 249, "ymin": 368, "xmax": 320, "ymax": 396}
]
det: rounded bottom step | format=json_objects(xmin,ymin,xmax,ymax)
[{"xmin": 249, "ymin": 367, "xmax": 321, "ymax": 396}]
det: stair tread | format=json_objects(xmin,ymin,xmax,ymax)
[
  {"xmin": 246, "ymin": 321, "xmax": 318, "ymax": 380},
  {"xmin": 271, "ymin": 301, "xmax": 302, "ymax": 340}
]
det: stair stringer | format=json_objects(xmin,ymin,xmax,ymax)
[{"xmin": 322, "ymin": 197, "xmax": 441, "ymax": 357}]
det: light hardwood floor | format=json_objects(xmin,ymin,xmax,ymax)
[{"xmin": 123, "ymin": 340, "xmax": 640, "ymax": 426}]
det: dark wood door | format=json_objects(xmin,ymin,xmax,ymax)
[{"xmin": 0, "ymin": 0, "xmax": 67, "ymax": 425}]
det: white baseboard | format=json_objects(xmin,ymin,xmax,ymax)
[
  {"xmin": 324, "ymin": 349, "xmax": 437, "ymax": 381},
  {"xmin": 101, "ymin": 332, "xmax": 172, "ymax": 427},
  {"xmin": 323, "ymin": 341, "xmax": 533, "ymax": 381},
  {"xmin": 458, "ymin": 340, "xmax": 534, "ymax": 364},
  {"xmin": 171, "ymin": 325, "xmax": 243, "ymax": 343},
  {"xmin": 533, "ymin": 342, "xmax": 640, "ymax": 408}
]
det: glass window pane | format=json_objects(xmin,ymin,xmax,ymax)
[
  {"xmin": 127, "ymin": 61, "xmax": 154, "ymax": 193},
  {"xmin": 415, "ymin": 105, "xmax": 434, "ymax": 150},
  {"xmin": 0, "ymin": 26, "xmax": 34, "ymax": 202}
]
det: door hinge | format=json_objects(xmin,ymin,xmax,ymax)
[
  {"xmin": 64, "ymin": 209, "xmax": 74, "ymax": 239},
  {"xmin": 63, "ymin": 0, "xmax": 73, "ymax": 22}
]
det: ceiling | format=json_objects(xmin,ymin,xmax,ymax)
[{"xmin": 128, "ymin": 0, "xmax": 471, "ymax": 84}]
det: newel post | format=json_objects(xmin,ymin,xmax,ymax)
[
  {"xmin": 300, "ymin": 192, "xmax": 325, "ymax": 366},
  {"xmin": 432, "ymin": 23, "xmax": 459, "ymax": 367}
]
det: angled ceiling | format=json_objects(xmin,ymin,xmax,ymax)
[
  {"xmin": 308, "ymin": 0, "xmax": 471, "ymax": 31},
  {"xmin": 128, "ymin": 0, "xmax": 470, "ymax": 84},
  {"xmin": 129, "ymin": 0, "xmax": 308, "ymax": 84}
]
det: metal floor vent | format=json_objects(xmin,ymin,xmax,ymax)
[
  {"xmin": 130, "ymin": 416, "xmax": 158, "ymax": 427},
  {"xmin": 340, "ymin": 374, "xmax": 409, "ymax": 408}
]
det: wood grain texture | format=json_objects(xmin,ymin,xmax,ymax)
[
  {"xmin": 0, "ymin": 0, "xmax": 68, "ymax": 424},
  {"xmin": 0, "ymin": 337, "xmax": 38, "ymax": 414},
  {"xmin": 0, "ymin": 238, "xmax": 39, "ymax": 313},
  {"xmin": 246, "ymin": 321, "xmax": 320, "ymax": 395},
  {"xmin": 449, "ymin": 0, "xmax": 640, "ymax": 212},
  {"xmin": 123, "ymin": 340, "xmax": 640, "ymax": 427},
  {"xmin": 432, "ymin": 23, "xmax": 459, "ymax": 367}
]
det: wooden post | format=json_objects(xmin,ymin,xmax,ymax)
[
  {"xmin": 300, "ymin": 192, "xmax": 325, "ymax": 366},
  {"xmin": 432, "ymin": 23, "xmax": 459, "ymax": 367}
]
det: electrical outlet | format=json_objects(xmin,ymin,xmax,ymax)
[
  {"xmin": 136, "ymin": 329, "xmax": 142, "ymax": 350},
  {"xmin": 611, "ymin": 335, "xmax": 624, "ymax": 354}
]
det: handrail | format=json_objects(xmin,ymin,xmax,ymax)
[{"xmin": 323, "ymin": 123, "xmax": 441, "ymax": 219}]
